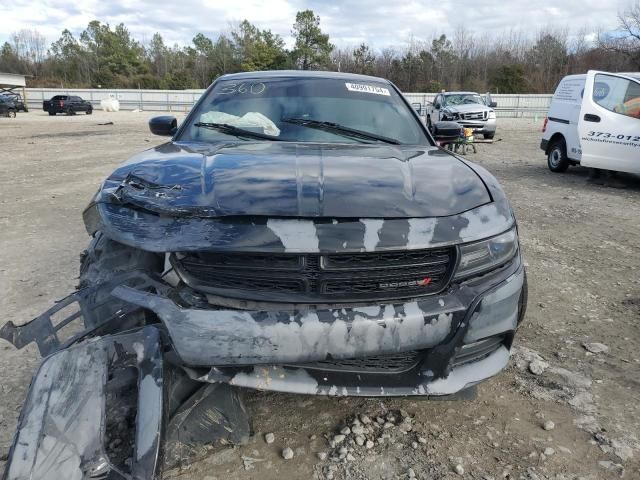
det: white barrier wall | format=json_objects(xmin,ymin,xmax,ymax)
[{"xmin": 25, "ymin": 88, "xmax": 553, "ymax": 118}]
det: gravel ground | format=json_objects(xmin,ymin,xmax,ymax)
[{"xmin": 0, "ymin": 111, "xmax": 639, "ymax": 479}]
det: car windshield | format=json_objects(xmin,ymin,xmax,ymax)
[
  {"xmin": 443, "ymin": 94, "xmax": 485, "ymax": 106},
  {"xmin": 178, "ymin": 77, "xmax": 429, "ymax": 145}
]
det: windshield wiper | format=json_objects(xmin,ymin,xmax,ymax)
[
  {"xmin": 281, "ymin": 117, "xmax": 400, "ymax": 145},
  {"xmin": 193, "ymin": 122, "xmax": 281, "ymax": 141}
]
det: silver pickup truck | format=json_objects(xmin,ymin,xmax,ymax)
[{"xmin": 425, "ymin": 91, "xmax": 497, "ymax": 139}]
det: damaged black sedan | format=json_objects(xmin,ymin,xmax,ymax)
[{"xmin": 1, "ymin": 71, "xmax": 526, "ymax": 479}]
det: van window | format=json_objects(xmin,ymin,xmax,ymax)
[{"xmin": 593, "ymin": 74, "xmax": 640, "ymax": 120}]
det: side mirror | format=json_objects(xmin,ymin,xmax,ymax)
[
  {"xmin": 431, "ymin": 121, "xmax": 462, "ymax": 142},
  {"xmin": 489, "ymin": 101, "xmax": 498, "ymax": 108},
  {"xmin": 149, "ymin": 116, "xmax": 177, "ymax": 136}
]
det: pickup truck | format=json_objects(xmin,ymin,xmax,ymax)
[
  {"xmin": 426, "ymin": 91, "xmax": 497, "ymax": 139},
  {"xmin": 43, "ymin": 95, "xmax": 93, "ymax": 115}
]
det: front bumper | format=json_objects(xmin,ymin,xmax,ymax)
[
  {"xmin": 0, "ymin": 254, "xmax": 525, "ymax": 478},
  {"xmin": 1, "ymin": 255, "xmax": 525, "ymax": 400},
  {"xmin": 115, "ymin": 254, "xmax": 525, "ymax": 397},
  {"xmin": 444, "ymin": 117, "xmax": 496, "ymax": 134}
]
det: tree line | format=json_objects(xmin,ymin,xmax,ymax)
[{"xmin": 1, "ymin": 6, "xmax": 639, "ymax": 93}]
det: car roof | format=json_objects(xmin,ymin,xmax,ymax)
[
  {"xmin": 443, "ymin": 91, "xmax": 481, "ymax": 95},
  {"xmin": 217, "ymin": 70, "xmax": 393, "ymax": 84}
]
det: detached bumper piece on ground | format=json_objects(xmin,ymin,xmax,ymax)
[{"xmin": 1, "ymin": 252, "xmax": 525, "ymax": 479}]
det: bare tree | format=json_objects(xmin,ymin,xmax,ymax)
[
  {"xmin": 11, "ymin": 29, "xmax": 47, "ymax": 75},
  {"xmin": 599, "ymin": 2, "xmax": 640, "ymax": 68}
]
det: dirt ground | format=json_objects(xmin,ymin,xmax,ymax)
[{"xmin": 0, "ymin": 111, "xmax": 639, "ymax": 480}]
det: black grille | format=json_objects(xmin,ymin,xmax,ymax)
[
  {"xmin": 296, "ymin": 351, "xmax": 421, "ymax": 373},
  {"xmin": 172, "ymin": 247, "xmax": 455, "ymax": 303}
]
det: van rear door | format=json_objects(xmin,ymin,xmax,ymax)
[{"xmin": 578, "ymin": 70, "xmax": 640, "ymax": 174}]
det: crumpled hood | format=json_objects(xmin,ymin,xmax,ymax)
[
  {"xmin": 444, "ymin": 103, "xmax": 492, "ymax": 114},
  {"xmin": 105, "ymin": 141, "xmax": 491, "ymax": 218}
]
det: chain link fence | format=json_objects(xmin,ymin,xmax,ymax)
[{"xmin": 24, "ymin": 88, "xmax": 553, "ymax": 118}]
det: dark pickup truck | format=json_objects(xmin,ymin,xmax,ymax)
[{"xmin": 43, "ymin": 95, "xmax": 93, "ymax": 115}]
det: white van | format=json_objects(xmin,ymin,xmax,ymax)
[{"xmin": 541, "ymin": 70, "xmax": 640, "ymax": 174}]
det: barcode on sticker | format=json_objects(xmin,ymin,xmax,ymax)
[{"xmin": 345, "ymin": 83, "xmax": 391, "ymax": 96}]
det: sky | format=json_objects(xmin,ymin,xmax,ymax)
[{"xmin": 0, "ymin": 0, "xmax": 631, "ymax": 49}]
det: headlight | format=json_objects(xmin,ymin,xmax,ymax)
[
  {"xmin": 454, "ymin": 228, "xmax": 518, "ymax": 279},
  {"xmin": 488, "ymin": 110, "xmax": 496, "ymax": 119}
]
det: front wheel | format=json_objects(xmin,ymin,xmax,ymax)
[
  {"xmin": 86, "ymin": 107, "xmax": 93, "ymax": 115},
  {"xmin": 7, "ymin": 110, "xmax": 16, "ymax": 118},
  {"xmin": 48, "ymin": 111, "xmax": 55, "ymax": 116},
  {"xmin": 483, "ymin": 133, "xmax": 495, "ymax": 140},
  {"xmin": 547, "ymin": 139, "xmax": 570, "ymax": 173}
]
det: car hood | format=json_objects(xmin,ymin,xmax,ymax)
[
  {"xmin": 444, "ymin": 104, "xmax": 491, "ymax": 113},
  {"xmin": 105, "ymin": 142, "xmax": 491, "ymax": 218}
]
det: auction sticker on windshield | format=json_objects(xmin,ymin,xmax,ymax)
[{"xmin": 345, "ymin": 83, "xmax": 391, "ymax": 96}]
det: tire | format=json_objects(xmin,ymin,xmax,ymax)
[
  {"xmin": 79, "ymin": 232, "xmax": 163, "ymax": 325},
  {"xmin": 483, "ymin": 133, "xmax": 495, "ymax": 140},
  {"xmin": 23, "ymin": 107, "xmax": 28, "ymax": 113},
  {"xmin": 48, "ymin": 111, "xmax": 55, "ymax": 116},
  {"xmin": 7, "ymin": 110, "xmax": 16, "ymax": 118},
  {"xmin": 547, "ymin": 138, "xmax": 570, "ymax": 173},
  {"xmin": 86, "ymin": 107, "xmax": 93, "ymax": 115},
  {"xmin": 66, "ymin": 107, "xmax": 74, "ymax": 116}
]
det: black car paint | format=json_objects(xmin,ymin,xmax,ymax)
[
  {"xmin": 1, "ymin": 71, "xmax": 526, "ymax": 480},
  {"xmin": 0, "ymin": 94, "xmax": 26, "ymax": 112},
  {"xmin": 0, "ymin": 97, "xmax": 17, "ymax": 117},
  {"xmin": 99, "ymin": 142, "xmax": 490, "ymax": 219},
  {"xmin": 43, "ymin": 95, "xmax": 93, "ymax": 115}
]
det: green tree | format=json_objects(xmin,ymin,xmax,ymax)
[
  {"xmin": 191, "ymin": 32, "xmax": 215, "ymax": 86},
  {"xmin": 232, "ymin": 20, "xmax": 287, "ymax": 71},
  {"xmin": 211, "ymin": 35, "xmax": 237, "ymax": 78},
  {"xmin": 78, "ymin": 21, "xmax": 146, "ymax": 86},
  {"xmin": 50, "ymin": 29, "xmax": 90, "ymax": 85},
  {"xmin": 291, "ymin": 10, "xmax": 333, "ymax": 70},
  {"xmin": 353, "ymin": 43, "xmax": 375, "ymax": 75},
  {"xmin": 490, "ymin": 65, "xmax": 526, "ymax": 93},
  {"xmin": 147, "ymin": 33, "xmax": 168, "ymax": 77},
  {"xmin": 0, "ymin": 42, "xmax": 21, "ymax": 73},
  {"xmin": 430, "ymin": 34, "xmax": 457, "ymax": 87},
  {"xmin": 525, "ymin": 33, "xmax": 568, "ymax": 92}
]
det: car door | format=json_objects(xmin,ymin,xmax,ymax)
[{"xmin": 578, "ymin": 70, "xmax": 640, "ymax": 174}]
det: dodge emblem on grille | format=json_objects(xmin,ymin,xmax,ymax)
[{"xmin": 379, "ymin": 277, "xmax": 432, "ymax": 289}]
